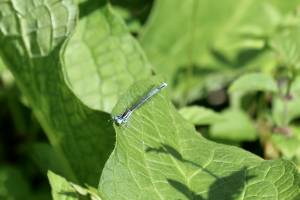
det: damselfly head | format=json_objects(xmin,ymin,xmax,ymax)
[
  {"xmin": 112, "ymin": 115, "xmax": 124, "ymax": 126},
  {"xmin": 159, "ymin": 82, "xmax": 167, "ymax": 89},
  {"xmin": 113, "ymin": 110, "xmax": 133, "ymax": 126}
]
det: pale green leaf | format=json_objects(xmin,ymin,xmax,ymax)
[
  {"xmin": 229, "ymin": 73, "xmax": 278, "ymax": 94},
  {"xmin": 64, "ymin": 5, "xmax": 151, "ymax": 112},
  {"xmin": 48, "ymin": 171, "xmax": 105, "ymax": 200},
  {"xmin": 99, "ymin": 79, "xmax": 300, "ymax": 200},
  {"xmin": 210, "ymin": 109, "xmax": 257, "ymax": 142},
  {"xmin": 48, "ymin": 171, "xmax": 79, "ymax": 200},
  {"xmin": 0, "ymin": 0, "xmax": 115, "ymax": 186},
  {"xmin": 179, "ymin": 106, "xmax": 224, "ymax": 125}
]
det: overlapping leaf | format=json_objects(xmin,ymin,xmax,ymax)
[
  {"xmin": 64, "ymin": 5, "xmax": 152, "ymax": 112},
  {"xmin": 0, "ymin": 0, "xmax": 115, "ymax": 186}
]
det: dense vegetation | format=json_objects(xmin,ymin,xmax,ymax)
[{"xmin": 1, "ymin": 0, "xmax": 300, "ymax": 199}]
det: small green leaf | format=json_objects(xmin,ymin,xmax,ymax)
[
  {"xmin": 99, "ymin": 79, "xmax": 300, "ymax": 200},
  {"xmin": 179, "ymin": 106, "xmax": 224, "ymax": 125},
  {"xmin": 48, "ymin": 171, "xmax": 105, "ymax": 200},
  {"xmin": 229, "ymin": 73, "xmax": 278, "ymax": 94},
  {"xmin": 48, "ymin": 171, "xmax": 79, "ymax": 200},
  {"xmin": 210, "ymin": 109, "xmax": 257, "ymax": 142}
]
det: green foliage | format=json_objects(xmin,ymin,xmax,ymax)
[
  {"xmin": 140, "ymin": 0, "xmax": 300, "ymax": 105},
  {"xmin": 0, "ymin": 166, "xmax": 31, "ymax": 200},
  {"xmin": 1, "ymin": 0, "xmax": 300, "ymax": 200}
]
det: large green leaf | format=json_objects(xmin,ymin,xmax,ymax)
[
  {"xmin": 64, "ymin": 5, "xmax": 152, "ymax": 112},
  {"xmin": 99, "ymin": 79, "xmax": 300, "ymax": 200},
  {"xmin": 0, "ymin": 0, "xmax": 115, "ymax": 186},
  {"xmin": 140, "ymin": 0, "xmax": 300, "ymax": 81}
]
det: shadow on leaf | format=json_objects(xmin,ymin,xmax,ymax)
[
  {"xmin": 146, "ymin": 144, "xmax": 256, "ymax": 200},
  {"xmin": 146, "ymin": 144, "xmax": 217, "ymax": 178},
  {"xmin": 167, "ymin": 179, "xmax": 205, "ymax": 200},
  {"xmin": 167, "ymin": 168, "xmax": 255, "ymax": 200}
]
